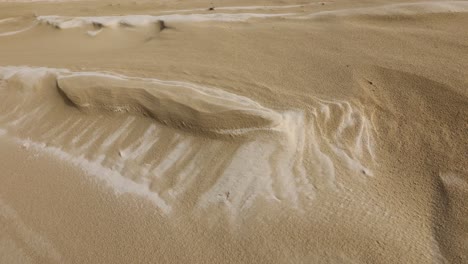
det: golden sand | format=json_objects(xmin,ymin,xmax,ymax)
[{"xmin": 0, "ymin": 0, "xmax": 467, "ymax": 263}]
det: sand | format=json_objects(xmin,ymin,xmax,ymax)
[{"xmin": 0, "ymin": 0, "xmax": 467, "ymax": 263}]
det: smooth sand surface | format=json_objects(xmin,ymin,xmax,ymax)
[{"xmin": 0, "ymin": 0, "xmax": 467, "ymax": 263}]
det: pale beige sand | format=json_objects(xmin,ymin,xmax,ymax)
[{"xmin": 0, "ymin": 0, "xmax": 467, "ymax": 263}]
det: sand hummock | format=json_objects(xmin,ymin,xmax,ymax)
[{"xmin": 0, "ymin": 0, "xmax": 467, "ymax": 263}]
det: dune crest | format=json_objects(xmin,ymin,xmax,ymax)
[
  {"xmin": 57, "ymin": 73, "xmax": 282, "ymax": 137},
  {"xmin": 1, "ymin": 66, "xmax": 282, "ymax": 137},
  {"xmin": 1, "ymin": 2, "xmax": 465, "ymax": 38},
  {"xmin": 37, "ymin": 13, "xmax": 294, "ymax": 29}
]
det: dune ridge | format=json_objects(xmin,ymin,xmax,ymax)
[
  {"xmin": 1, "ymin": 2, "xmax": 467, "ymax": 38},
  {"xmin": 37, "ymin": 12, "xmax": 295, "ymax": 29},
  {"xmin": 0, "ymin": 66, "xmax": 375, "ymax": 218},
  {"xmin": 37, "ymin": 2, "xmax": 468, "ymax": 30},
  {"xmin": 2, "ymin": 66, "xmax": 282, "ymax": 137},
  {"xmin": 57, "ymin": 74, "xmax": 282, "ymax": 136}
]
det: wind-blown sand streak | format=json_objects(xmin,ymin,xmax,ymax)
[
  {"xmin": 0, "ymin": 21, "xmax": 38, "ymax": 37},
  {"xmin": 37, "ymin": 13, "xmax": 295, "ymax": 29}
]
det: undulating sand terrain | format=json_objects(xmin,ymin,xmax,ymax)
[{"xmin": 0, "ymin": 0, "xmax": 467, "ymax": 263}]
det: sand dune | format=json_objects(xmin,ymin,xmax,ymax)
[
  {"xmin": 0, "ymin": 66, "xmax": 375, "ymax": 218},
  {"xmin": 57, "ymin": 73, "xmax": 282, "ymax": 136},
  {"xmin": 0, "ymin": 0, "xmax": 467, "ymax": 263},
  {"xmin": 2, "ymin": 67, "xmax": 282, "ymax": 136}
]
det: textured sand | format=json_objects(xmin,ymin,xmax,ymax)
[{"xmin": 0, "ymin": 0, "xmax": 467, "ymax": 263}]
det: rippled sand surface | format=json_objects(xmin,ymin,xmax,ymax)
[{"xmin": 0, "ymin": 0, "xmax": 467, "ymax": 263}]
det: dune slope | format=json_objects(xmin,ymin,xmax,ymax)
[{"xmin": 0, "ymin": 0, "xmax": 467, "ymax": 263}]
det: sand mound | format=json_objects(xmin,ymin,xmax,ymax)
[
  {"xmin": 0, "ymin": 67, "xmax": 282, "ymax": 137},
  {"xmin": 57, "ymin": 73, "xmax": 282, "ymax": 136},
  {"xmin": 0, "ymin": 66, "xmax": 375, "ymax": 218},
  {"xmin": 354, "ymin": 66, "xmax": 467, "ymax": 170}
]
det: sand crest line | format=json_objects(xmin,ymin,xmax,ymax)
[
  {"xmin": 31, "ymin": 1, "xmax": 468, "ymax": 30},
  {"xmin": 37, "ymin": 12, "xmax": 295, "ymax": 29},
  {"xmin": 1, "ymin": 12, "xmax": 296, "ymax": 37},
  {"xmin": 3, "ymin": 2, "xmax": 465, "ymax": 37},
  {"xmin": 0, "ymin": 21, "xmax": 39, "ymax": 37},
  {"xmin": 157, "ymin": 3, "xmax": 327, "ymax": 14}
]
